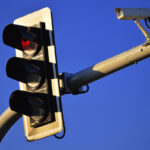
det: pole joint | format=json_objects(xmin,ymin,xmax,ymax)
[{"xmin": 59, "ymin": 72, "xmax": 89, "ymax": 95}]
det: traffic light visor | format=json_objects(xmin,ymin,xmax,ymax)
[
  {"xmin": 3, "ymin": 24, "xmax": 39, "ymax": 55},
  {"xmin": 10, "ymin": 90, "xmax": 48, "ymax": 123},
  {"xmin": 6, "ymin": 57, "xmax": 45, "ymax": 90}
]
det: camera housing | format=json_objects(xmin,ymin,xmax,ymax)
[{"xmin": 115, "ymin": 8, "xmax": 150, "ymax": 20}]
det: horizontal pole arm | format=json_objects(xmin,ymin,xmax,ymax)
[
  {"xmin": 0, "ymin": 107, "xmax": 21, "ymax": 142},
  {"xmin": 1, "ymin": 43, "xmax": 150, "ymax": 141},
  {"xmin": 68, "ymin": 43, "xmax": 150, "ymax": 90}
]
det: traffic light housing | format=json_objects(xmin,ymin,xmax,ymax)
[{"xmin": 3, "ymin": 7, "xmax": 63, "ymax": 141}]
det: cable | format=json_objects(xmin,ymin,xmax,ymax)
[
  {"xmin": 54, "ymin": 123, "xmax": 66, "ymax": 139},
  {"xmin": 54, "ymin": 95, "xmax": 66, "ymax": 139},
  {"xmin": 81, "ymin": 85, "xmax": 89, "ymax": 94},
  {"xmin": 144, "ymin": 17, "xmax": 150, "ymax": 29}
]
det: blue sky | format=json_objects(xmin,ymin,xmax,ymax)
[{"xmin": 0, "ymin": 0, "xmax": 150, "ymax": 150}]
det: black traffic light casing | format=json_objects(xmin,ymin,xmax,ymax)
[{"xmin": 3, "ymin": 7, "xmax": 63, "ymax": 141}]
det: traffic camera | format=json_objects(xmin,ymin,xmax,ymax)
[{"xmin": 115, "ymin": 8, "xmax": 150, "ymax": 20}]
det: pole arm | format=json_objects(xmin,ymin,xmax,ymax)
[
  {"xmin": 0, "ymin": 107, "xmax": 21, "ymax": 142},
  {"xmin": 1, "ymin": 43, "xmax": 150, "ymax": 141},
  {"xmin": 67, "ymin": 43, "xmax": 150, "ymax": 91}
]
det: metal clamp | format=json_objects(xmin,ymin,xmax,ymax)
[{"xmin": 59, "ymin": 72, "xmax": 89, "ymax": 95}]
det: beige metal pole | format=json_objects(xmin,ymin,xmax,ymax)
[
  {"xmin": 0, "ymin": 108, "xmax": 21, "ymax": 142},
  {"xmin": 1, "ymin": 42, "xmax": 150, "ymax": 142},
  {"xmin": 1, "ymin": 43, "xmax": 150, "ymax": 142},
  {"xmin": 68, "ymin": 43, "xmax": 150, "ymax": 90}
]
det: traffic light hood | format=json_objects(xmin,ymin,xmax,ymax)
[
  {"xmin": 3, "ymin": 24, "xmax": 39, "ymax": 51},
  {"xmin": 6, "ymin": 57, "xmax": 45, "ymax": 90}
]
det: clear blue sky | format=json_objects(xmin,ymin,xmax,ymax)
[{"xmin": 0, "ymin": 0, "xmax": 150, "ymax": 150}]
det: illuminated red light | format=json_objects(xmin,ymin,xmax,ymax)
[
  {"xmin": 21, "ymin": 38, "xmax": 31, "ymax": 50},
  {"xmin": 21, "ymin": 38, "xmax": 38, "ymax": 52}
]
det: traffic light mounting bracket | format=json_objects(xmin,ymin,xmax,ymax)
[{"xmin": 59, "ymin": 72, "xmax": 89, "ymax": 95}]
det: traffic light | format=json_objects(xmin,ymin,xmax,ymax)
[{"xmin": 3, "ymin": 7, "xmax": 64, "ymax": 141}]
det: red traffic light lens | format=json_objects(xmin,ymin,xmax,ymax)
[
  {"xmin": 21, "ymin": 37, "xmax": 39, "ymax": 56},
  {"xmin": 21, "ymin": 38, "xmax": 38, "ymax": 50},
  {"xmin": 3, "ymin": 24, "xmax": 40, "ymax": 57},
  {"xmin": 21, "ymin": 38, "xmax": 30, "ymax": 50}
]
